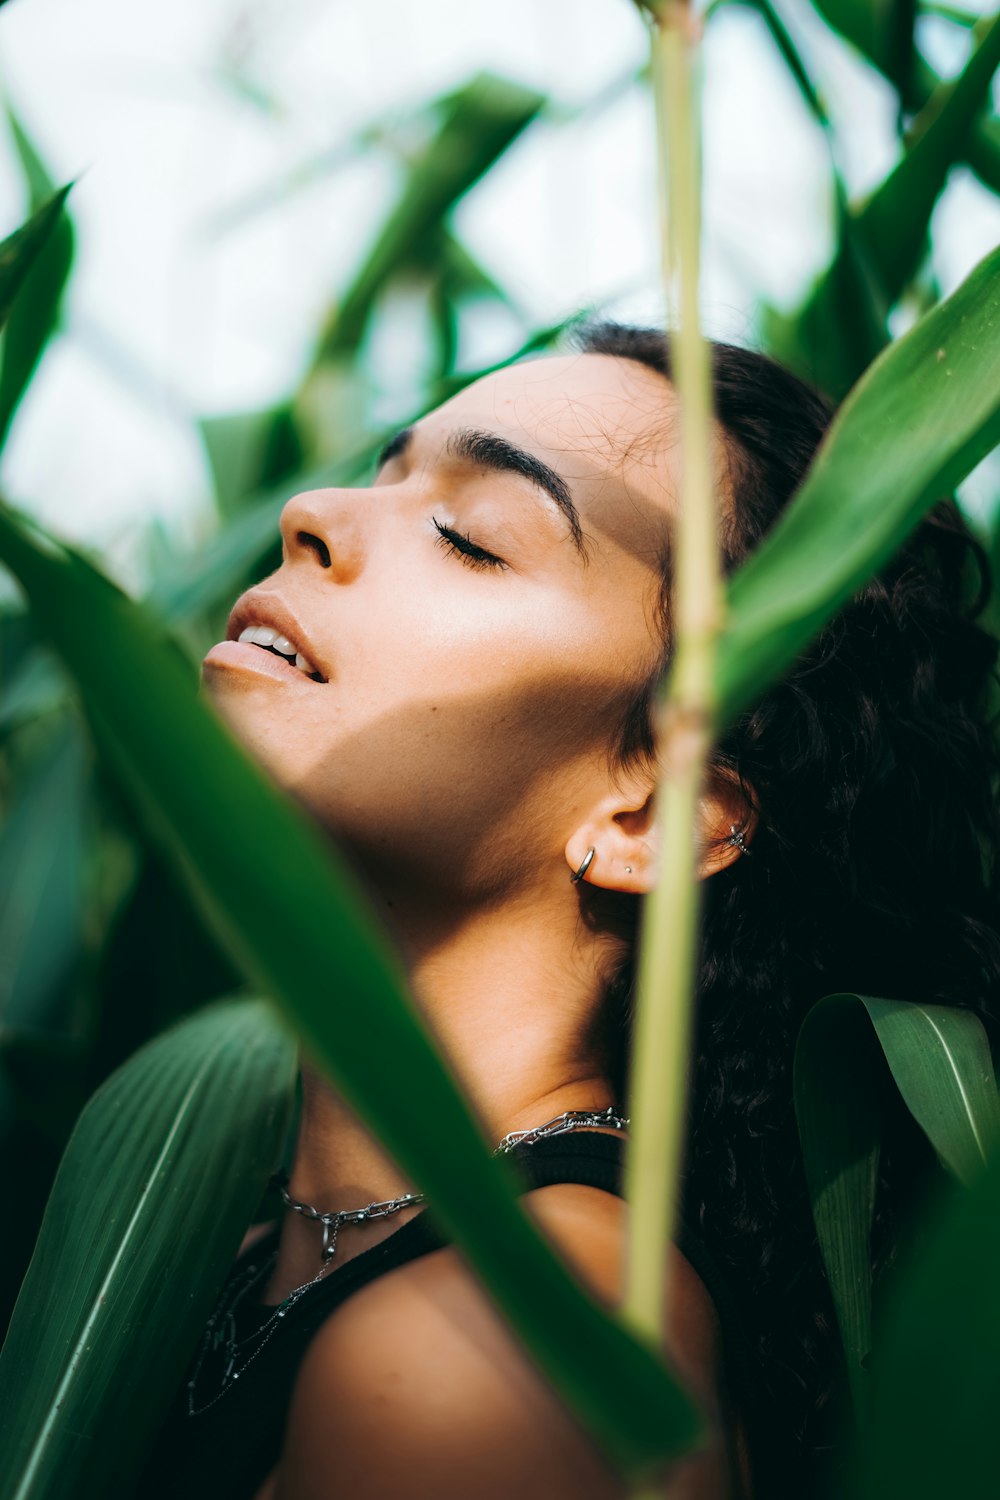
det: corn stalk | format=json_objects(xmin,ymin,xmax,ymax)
[{"xmin": 623, "ymin": 3, "xmax": 725, "ymax": 1489}]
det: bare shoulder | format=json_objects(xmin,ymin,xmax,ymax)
[{"xmin": 272, "ymin": 1185, "xmax": 749, "ymax": 1500}]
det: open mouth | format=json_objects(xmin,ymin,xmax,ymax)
[{"xmin": 236, "ymin": 625, "xmax": 326, "ymax": 682}]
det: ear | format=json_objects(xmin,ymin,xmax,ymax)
[
  {"xmin": 565, "ymin": 766, "xmax": 756, "ymax": 893},
  {"xmin": 694, "ymin": 768, "xmax": 758, "ymax": 880}
]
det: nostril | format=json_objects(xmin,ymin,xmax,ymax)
[{"xmin": 299, "ymin": 532, "xmax": 331, "ymax": 568}]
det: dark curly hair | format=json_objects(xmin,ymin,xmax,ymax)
[{"xmin": 573, "ymin": 322, "xmax": 1000, "ymax": 1498}]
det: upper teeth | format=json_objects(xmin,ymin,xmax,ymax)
[{"xmin": 238, "ymin": 624, "xmax": 321, "ymax": 679}]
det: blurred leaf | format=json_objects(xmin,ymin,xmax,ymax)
[
  {"xmin": 917, "ymin": 2, "xmax": 982, "ymax": 21},
  {"xmin": 856, "ymin": 12, "xmax": 1000, "ymax": 302},
  {"xmin": 720, "ymin": 243, "xmax": 1000, "ymax": 721},
  {"xmin": 87, "ymin": 846, "xmax": 242, "ymax": 1082},
  {"xmin": 316, "ymin": 71, "xmax": 544, "ymax": 360},
  {"xmin": 794, "ymin": 992, "xmax": 1000, "ymax": 1421},
  {"xmin": 761, "ymin": 184, "xmax": 889, "ymax": 398},
  {"xmin": 0, "ymin": 114, "xmax": 74, "ymax": 450},
  {"xmin": 0, "ymin": 496, "xmax": 705, "ymax": 1479},
  {"xmin": 0, "ymin": 645, "xmax": 67, "ymax": 736},
  {"xmin": 199, "ymin": 401, "xmax": 304, "ymax": 523},
  {"xmin": 966, "ymin": 108, "xmax": 1000, "ymax": 193},
  {"xmin": 147, "ymin": 448, "xmax": 373, "ymax": 623},
  {"xmin": 0, "ymin": 182, "xmax": 72, "ymax": 335},
  {"xmin": 728, "ymin": 0, "xmax": 833, "ymax": 129},
  {"xmin": 811, "ymin": 1, "xmax": 1000, "ymax": 198},
  {"xmin": 848, "ymin": 1123, "xmax": 1000, "ymax": 1499},
  {"xmin": 0, "ymin": 715, "xmax": 88, "ymax": 1033},
  {"xmin": 0, "ymin": 997, "xmax": 298, "ymax": 1500},
  {"xmin": 811, "ymin": 0, "xmax": 917, "ymax": 95},
  {"xmin": 763, "ymin": 13, "xmax": 1000, "ymax": 396}
]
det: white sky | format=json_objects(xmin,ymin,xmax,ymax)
[{"xmin": 0, "ymin": 0, "xmax": 997, "ymax": 591}]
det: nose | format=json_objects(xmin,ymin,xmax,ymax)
[{"xmin": 278, "ymin": 487, "xmax": 366, "ymax": 583}]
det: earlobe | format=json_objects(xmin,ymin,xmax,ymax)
[{"xmin": 565, "ymin": 783, "xmax": 658, "ymax": 895}]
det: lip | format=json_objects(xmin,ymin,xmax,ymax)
[{"xmin": 205, "ymin": 588, "xmax": 330, "ymax": 684}]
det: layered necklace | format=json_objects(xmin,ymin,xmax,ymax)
[{"xmin": 186, "ymin": 1104, "xmax": 629, "ymax": 1417}]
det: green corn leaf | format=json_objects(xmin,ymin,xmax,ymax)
[
  {"xmin": 0, "ymin": 493, "xmax": 706, "ymax": 1480},
  {"xmin": 0, "ymin": 997, "xmax": 298, "ymax": 1500},
  {"xmin": 793, "ymin": 992, "xmax": 1000, "ymax": 1423},
  {"xmin": 847, "ymin": 1124, "xmax": 1000, "ymax": 1500},
  {"xmin": 718, "ymin": 242, "xmax": 1000, "ymax": 725},
  {"xmin": 0, "ymin": 115, "xmax": 74, "ymax": 450}
]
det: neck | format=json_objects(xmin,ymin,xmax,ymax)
[{"xmin": 261, "ymin": 881, "xmax": 620, "ymax": 1301}]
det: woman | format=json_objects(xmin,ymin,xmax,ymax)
[{"xmin": 136, "ymin": 325, "xmax": 1000, "ymax": 1500}]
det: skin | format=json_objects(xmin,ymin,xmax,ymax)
[{"xmin": 201, "ymin": 351, "xmax": 757, "ymax": 1500}]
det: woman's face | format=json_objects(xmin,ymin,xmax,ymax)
[{"xmin": 202, "ymin": 352, "xmax": 682, "ymax": 900}]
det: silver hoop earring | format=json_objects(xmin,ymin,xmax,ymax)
[
  {"xmin": 727, "ymin": 824, "xmax": 752, "ymax": 857},
  {"xmin": 570, "ymin": 847, "xmax": 596, "ymax": 884}
]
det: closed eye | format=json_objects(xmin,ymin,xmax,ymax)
[{"xmin": 431, "ymin": 517, "xmax": 509, "ymax": 572}]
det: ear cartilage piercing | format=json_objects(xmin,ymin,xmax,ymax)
[
  {"xmin": 728, "ymin": 824, "xmax": 752, "ymax": 857},
  {"xmin": 570, "ymin": 847, "xmax": 596, "ymax": 884}
]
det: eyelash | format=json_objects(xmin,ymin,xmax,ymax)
[{"xmin": 431, "ymin": 517, "xmax": 508, "ymax": 572}]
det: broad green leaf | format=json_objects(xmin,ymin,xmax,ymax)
[
  {"xmin": 0, "ymin": 496, "xmax": 705, "ymax": 1478},
  {"xmin": 316, "ymin": 71, "xmax": 543, "ymax": 360},
  {"xmin": 718, "ymin": 242, "xmax": 1000, "ymax": 724},
  {"xmin": 0, "ymin": 715, "xmax": 88, "ymax": 1031},
  {"xmin": 0, "ymin": 116, "xmax": 74, "ymax": 450},
  {"xmin": 793, "ymin": 992, "xmax": 1000, "ymax": 1422},
  {"xmin": 0, "ymin": 998, "xmax": 298, "ymax": 1500},
  {"xmin": 862, "ymin": 995, "xmax": 1000, "ymax": 1182},
  {"xmin": 847, "ymin": 1124, "xmax": 1000, "ymax": 1499}
]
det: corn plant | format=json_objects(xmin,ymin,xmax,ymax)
[{"xmin": 2, "ymin": 3, "xmax": 1000, "ymax": 1497}]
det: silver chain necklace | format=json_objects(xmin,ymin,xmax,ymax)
[{"xmin": 186, "ymin": 1105, "xmax": 628, "ymax": 1417}]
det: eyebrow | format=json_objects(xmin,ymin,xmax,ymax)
[{"xmin": 375, "ymin": 425, "xmax": 585, "ymax": 556}]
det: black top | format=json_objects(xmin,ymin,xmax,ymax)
[{"xmin": 133, "ymin": 1132, "xmax": 765, "ymax": 1499}]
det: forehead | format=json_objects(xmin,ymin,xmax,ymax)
[{"xmin": 419, "ymin": 352, "xmax": 681, "ymax": 561}]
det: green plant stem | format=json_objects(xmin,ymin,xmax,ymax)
[{"xmin": 624, "ymin": 4, "xmax": 724, "ymax": 1490}]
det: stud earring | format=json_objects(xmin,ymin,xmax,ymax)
[{"xmin": 624, "ymin": 865, "xmax": 633, "ymax": 874}]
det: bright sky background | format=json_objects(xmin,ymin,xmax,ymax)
[{"xmin": 0, "ymin": 0, "xmax": 997, "ymax": 592}]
